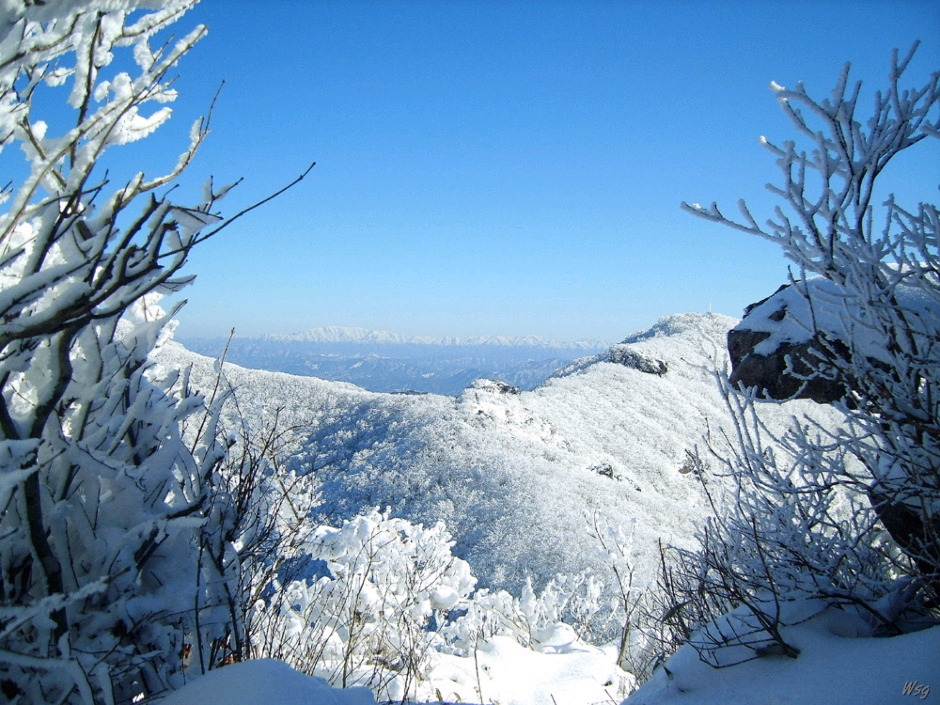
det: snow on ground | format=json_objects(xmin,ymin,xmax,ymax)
[
  {"xmin": 154, "ymin": 617, "xmax": 940, "ymax": 705},
  {"xmin": 156, "ymin": 659, "xmax": 376, "ymax": 705},
  {"xmin": 625, "ymin": 611, "xmax": 940, "ymax": 705},
  {"xmin": 156, "ymin": 635, "xmax": 634, "ymax": 705},
  {"xmin": 420, "ymin": 630, "xmax": 634, "ymax": 704}
]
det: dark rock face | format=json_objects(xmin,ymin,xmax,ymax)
[
  {"xmin": 590, "ymin": 463, "xmax": 618, "ymax": 480},
  {"xmin": 870, "ymin": 487, "xmax": 940, "ymax": 587},
  {"xmin": 727, "ymin": 284, "xmax": 848, "ymax": 404},
  {"xmin": 727, "ymin": 328, "xmax": 848, "ymax": 404},
  {"xmin": 608, "ymin": 347, "xmax": 668, "ymax": 376}
]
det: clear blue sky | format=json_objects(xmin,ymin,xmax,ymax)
[{"xmin": 146, "ymin": 0, "xmax": 939, "ymax": 342}]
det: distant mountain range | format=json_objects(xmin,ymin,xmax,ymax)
[
  {"xmin": 178, "ymin": 327, "xmax": 608, "ymax": 396},
  {"xmin": 263, "ymin": 326, "xmax": 606, "ymax": 349}
]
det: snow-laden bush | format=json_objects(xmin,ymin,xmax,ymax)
[
  {"xmin": 658, "ymin": 46, "xmax": 939, "ymax": 670},
  {"xmin": 249, "ymin": 508, "xmax": 643, "ymax": 701},
  {"xmin": 452, "ymin": 516, "xmax": 651, "ymax": 673},
  {"xmin": 654, "ymin": 395, "xmax": 914, "ymax": 668},
  {"xmin": 442, "ymin": 573, "xmax": 609, "ymax": 653},
  {"xmin": 197, "ymin": 397, "xmax": 324, "ymax": 666},
  {"xmin": 250, "ymin": 509, "xmax": 476, "ymax": 701}
]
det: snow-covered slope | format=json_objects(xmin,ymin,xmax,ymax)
[
  {"xmin": 157, "ymin": 312, "xmax": 843, "ymax": 595},
  {"xmin": 626, "ymin": 609, "xmax": 940, "ymax": 705}
]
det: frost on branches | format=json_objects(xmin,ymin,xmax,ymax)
[
  {"xmin": 250, "ymin": 510, "xmax": 476, "ymax": 701},
  {"xmin": 0, "ymin": 2, "xmax": 246, "ymax": 703},
  {"xmin": 247, "ymin": 508, "xmax": 637, "ymax": 703},
  {"xmin": 675, "ymin": 45, "xmax": 940, "ymax": 663}
]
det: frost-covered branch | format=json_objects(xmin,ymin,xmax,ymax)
[
  {"xmin": 0, "ymin": 3, "xmax": 310, "ymax": 703},
  {"xmin": 683, "ymin": 43, "xmax": 939, "ymax": 277},
  {"xmin": 665, "ymin": 46, "xmax": 940, "ymax": 674}
]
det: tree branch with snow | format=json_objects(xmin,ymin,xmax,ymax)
[{"xmin": 0, "ymin": 2, "xmax": 310, "ymax": 703}]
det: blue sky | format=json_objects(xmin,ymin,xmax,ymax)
[{"xmin": 148, "ymin": 0, "xmax": 939, "ymax": 342}]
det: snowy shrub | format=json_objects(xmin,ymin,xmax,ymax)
[
  {"xmin": 660, "ymin": 46, "xmax": 939, "ymax": 670},
  {"xmin": 0, "ymin": 3, "xmax": 310, "ymax": 703},
  {"xmin": 200, "ymin": 396, "xmax": 324, "ymax": 665},
  {"xmin": 441, "ymin": 574, "xmax": 607, "ymax": 653},
  {"xmin": 656, "ymin": 392, "xmax": 913, "ymax": 668},
  {"xmin": 248, "ymin": 507, "xmax": 642, "ymax": 701},
  {"xmin": 589, "ymin": 516, "xmax": 653, "ymax": 672},
  {"xmin": 250, "ymin": 509, "xmax": 476, "ymax": 702},
  {"xmin": 437, "ymin": 517, "xmax": 651, "ymax": 675}
]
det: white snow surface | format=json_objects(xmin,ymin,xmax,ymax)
[
  {"xmin": 626, "ymin": 610, "xmax": 940, "ymax": 705},
  {"xmin": 155, "ymin": 659, "xmax": 376, "ymax": 705},
  {"xmin": 428, "ymin": 634, "xmax": 635, "ymax": 704},
  {"xmin": 154, "ymin": 616, "xmax": 940, "ymax": 705},
  {"xmin": 156, "ymin": 638, "xmax": 635, "ymax": 705},
  {"xmin": 735, "ymin": 276, "xmax": 940, "ymax": 364}
]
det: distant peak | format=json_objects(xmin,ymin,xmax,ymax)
[
  {"xmin": 266, "ymin": 327, "xmax": 418, "ymax": 344},
  {"xmin": 620, "ymin": 312, "xmax": 737, "ymax": 344}
]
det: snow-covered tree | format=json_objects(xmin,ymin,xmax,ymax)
[
  {"xmin": 670, "ymin": 45, "xmax": 939, "ymax": 663},
  {"xmin": 0, "ymin": 2, "xmax": 307, "ymax": 702},
  {"xmin": 250, "ymin": 509, "xmax": 477, "ymax": 702}
]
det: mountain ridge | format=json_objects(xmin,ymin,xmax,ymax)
[
  {"xmin": 177, "ymin": 326, "xmax": 610, "ymax": 395},
  {"xmin": 159, "ymin": 312, "xmax": 846, "ymax": 595},
  {"xmin": 257, "ymin": 325, "xmax": 607, "ymax": 349}
]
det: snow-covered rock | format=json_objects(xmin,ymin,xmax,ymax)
[{"xmin": 728, "ymin": 277, "xmax": 940, "ymax": 402}]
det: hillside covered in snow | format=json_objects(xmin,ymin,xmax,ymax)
[
  {"xmin": 156, "ymin": 312, "xmax": 938, "ymax": 705},
  {"xmin": 159, "ymin": 312, "xmax": 842, "ymax": 595},
  {"xmin": 6, "ymin": 3, "xmax": 936, "ymax": 703}
]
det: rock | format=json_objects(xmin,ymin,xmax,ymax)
[
  {"xmin": 607, "ymin": 346, "xmax": 668, "ymax": 376},
  {"xmin": 727, "ymin": 283, "xmax": 849, "ymax": 403},
  {"xmin": 590, "ymin": 463, "xmax": 619, "ymax": 480},
  {"xmin": 467, "ymin": 378, "xmax": 520, "ymax": 394},
  {"xmin": 727, "ymin": 328, "xmax": 848, "ymax": 403}
]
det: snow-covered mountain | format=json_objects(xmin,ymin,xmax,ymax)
[
  {"xmin": 270, "ymin": 326, "xmax": 425, "ymax": 344},
  {"xmin": 158, "ymin": 312, "xmax": 843, "ymax": 594},
  {"xmin": 264, "ymin": 325, "xmax": 604, "ymax": 348},
  {"xmin": 178, "ymin": 327, "xmax": 607, "ymax": 395}
]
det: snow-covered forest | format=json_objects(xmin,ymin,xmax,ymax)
[{"xmin": 0, "ymin": 2, "xmax": 937, "ymax": 705}]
